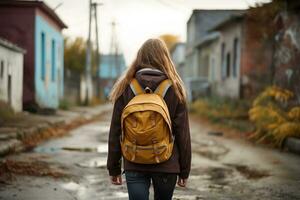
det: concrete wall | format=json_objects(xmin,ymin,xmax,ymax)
[
  {"xmin": 273, "ymin": 9, "xmax": 300, "ymax": 103},
  {"xmin": 0, "ymin": 45, "xmax": 24, "ymax": 112},
  {"xmin": 34, "ymin": 14, "xmax": 64, "ymax": 109},
  {"xmin": 215, "ymin": 22, "xmax": 243, "ymax": 98},
  {"xmin": 197, "ymin": 39, "xmax": 220, "ymax": 95}
]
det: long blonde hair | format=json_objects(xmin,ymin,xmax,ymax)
[{"xmin": 109, "ymin": 38, "xmax": 186, "ymax": 103}]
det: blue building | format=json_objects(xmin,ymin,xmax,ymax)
[
  {"xmin": 98, "ymin": 54, "xmax": 126, "ymax": 97},
  {"xmin": 0, "ymin": 1, "xmax": 67, "ymax": 111}
]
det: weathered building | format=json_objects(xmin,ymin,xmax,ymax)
[
  {"xmin": 210, "ymin": 3, "xmax": 286, "ymax": 99},
  {"xmin": 195, "ymin": 32, "xmax": 220, "ymax": 97},
  {"xmin": 0, "ymin": 1, "xmax": 67, "ymax": 111},
  {"xmin": 210, "ymin": 14, "xmax": 245, "ymax": 98},
  {"xmin": 98, "ymin": 54, "xmax": 126, "ymax": 98},
  {"xmin": 185, "ymin": 9, "xmax": 244, "ymax": 100},
  {"xmin": 0, "ymin": 37, "xmax": 25, "ymax": 112},
  {"xmin": 170, "ymin": 42, "xmax": 185, "ymax": 81}
]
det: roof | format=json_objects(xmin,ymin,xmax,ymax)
[
  {"xmin": 186, "ymin": 9, "xmax": 245, "ymax": 48},
  {"xmin": 196, "ymin": 32, "xmax": 220, "ymax": 48},
  {"xmin": 209, "ymin": 12, "xmax": 245, "ymax": 32},
  {"xmin": 0, "ymin": 0, "xmax": 67, "ymax": 29},
  {"xmin": 187, "ymin": 9, "xmax": 245, "ymax": 25},
  {"xmin": 0, "ymin": 37, "xmax": 26, "ymax": 53}
]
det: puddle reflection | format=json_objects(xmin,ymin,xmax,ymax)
[{"xmin": 76, "ymin": 157, "xmax": 106, "ymax": 168}]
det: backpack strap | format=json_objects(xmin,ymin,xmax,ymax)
[
  {"xmin": 130, "ymin": 78, "xmax": 144, "ymax": 96},
  {"xmin": 154, "ymin": 79, "xmax": 172, "ymax": 98}
]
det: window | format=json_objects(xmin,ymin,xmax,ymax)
[
  {"xmin": 41, "ymin": 32, "xmax": 46, "ymax": 80},
  {"xmin": 0, "ymin": 60, "xmax": 4, "ymax": 79},
  {"xmin": 226, "ymin": 52, "xmax": 231, "ymax": 77},
  {"xmin": 51, "ymin": 39, "xmax": 56, "ymax": 81},
  {"xmin": 221, "ymin": 43, "xmax": 226, "ymax": 79},
  {"xmin": 233, "ymin": 38, "xmax": 239, "ymax": 77}
]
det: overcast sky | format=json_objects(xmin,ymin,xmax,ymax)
[{"xmin": 45, "ymin": 0, "xmax": 271, "ymax": 65}]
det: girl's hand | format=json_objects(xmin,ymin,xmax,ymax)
[
  {"xmin": 177, "ymin": 177, "xmax": 187, "ymax": 187},
  {"xmin": 110, "ymin": 175, "xmax": 122, "ymax": 185}
]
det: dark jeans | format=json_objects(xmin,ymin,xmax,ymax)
[{"xmin": 125, "ymin": 171, "xmax": 177, "ymax": 200}]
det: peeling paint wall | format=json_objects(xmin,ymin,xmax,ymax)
[
  {"xmin": 34, "ymin": 14, "xmax": 64, "ymax": 109},
  {"xmin": 274, "ymin": 9, "xmax": 300, "ymax": 104},
  {"xmin": 0, "ymin": 45, "xmax": 24, "ymax": 112}
]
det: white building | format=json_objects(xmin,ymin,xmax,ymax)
[
  {"xmin": 185, "ymin": 9, "xmax": 244, "ymax": 101},
  {"xmin": 0, "ymin": 37, "xmax": 25, "ymax": 112}
]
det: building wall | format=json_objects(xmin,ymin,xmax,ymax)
[
  {"xmin": 208, "ymin": 40, "xmax": 220, "ymax": 84},
  {"xmin": 0, "ymin": 6, "xmax": 36, "ymax": 107},
  {"xmin": 185, "ymin": 52, "xmax": 198, "ymax": 78},
  {"xmin": 197, "ymin": 39, "xmax": 220, "ymax": 95},
  {"xmin": 0, "ymin": 45, "xmax": 24, "ymax": 112},
  {"xmin": 215, "ymin": 21, "xmax": 243, "ymax": 98},
  {"xmin": 186, "ymin": 14, "xmax": 198, "ymax": 80},
  {"xmin": 171, "ymin": 43, "xmax": 185, "ymax": 80},
  {"xmin": 99, "ymin": 54, "xmax": 126, "ymax": 79},
  {"xmin": 239, "ymin": 16, "xmax": 274, "ymax": 99},
  {"xmin": 273, "ymin": 9, "xmax": 300, "ymax": 103},
  {"xmin": 98, "ymin": 54, "xmax": 126, "ymax": 98},
  {"xmin": 34, "ymin": 14, "xmax": 64, "ymax": 109},
  {"xmin": 185, "ymin": 10, "xmax": 245, "ymax": 101}
]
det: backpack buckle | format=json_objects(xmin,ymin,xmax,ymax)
[{"xmin": 144, "ymin": 87, "xmax": 153, "ymax": 94}]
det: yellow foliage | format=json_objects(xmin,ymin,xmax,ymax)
[
  {"xmin": 249, "ymin": 86, "xmax": 299, "ymax": 147},
  {"xmin": 288, "ymin": 107, "xmax": 300, "ymax": 121}
]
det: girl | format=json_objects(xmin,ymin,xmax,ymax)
[{"xmin": 107, "ymin": 38, "xmax": 191, "ymax": 200}]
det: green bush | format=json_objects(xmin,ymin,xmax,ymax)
[{"xmin": 59, "ymin": 99, "xmax": 72, "ymax": 110}]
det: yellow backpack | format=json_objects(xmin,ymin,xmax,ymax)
[{"xmin": 121, "ymin": 78, "xmax": 174, "ymax": 164}]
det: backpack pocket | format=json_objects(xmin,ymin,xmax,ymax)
[{"xmin": 121, "ymin": 139, "xmax": 173, "ymax": 164}]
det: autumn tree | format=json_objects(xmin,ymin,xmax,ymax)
[
  {"xmin": 64, "ymin": 37, "xmax": 98, "ymax": 75},
  {"xmin": 159, "ymin": 34, "xmax": 180, "ymax": 51}
]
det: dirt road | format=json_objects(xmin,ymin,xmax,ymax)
[{"xmin": 1, "ymin": 110, "xmax": 300, "ymax": 200}]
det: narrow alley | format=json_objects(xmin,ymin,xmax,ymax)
[{"xmin": 1, "ymin": 110, "xmax": 300, "ymax": 200}]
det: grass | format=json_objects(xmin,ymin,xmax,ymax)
[
  {"xmin": 190, "ymin": 96, "xmax": 254, "ymax": 133},
  {"xmin": 0, "ymin": 100, "xmax": 15, "ymax": 124},
  {"xmin": 59, "ymin": 99, "xmax": 72, "ymax": 110}
]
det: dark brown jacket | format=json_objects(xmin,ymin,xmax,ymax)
[{"xmin": 107, "ymin": 68, "xmax": 191, "ymax": 179}]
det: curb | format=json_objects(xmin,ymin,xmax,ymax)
[
  {"xmin": 284, "ymin": 137, "xmax": 300, "ymax": 155},
  {"xmin": 0, "ymin": 104, "xmax": 112, "ymax": 157}
]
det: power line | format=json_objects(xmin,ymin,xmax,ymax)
[{"xmin": 155, "ymin": 0, "xmax": 188, "ymax": 12}]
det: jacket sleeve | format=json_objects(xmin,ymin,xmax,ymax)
[
  {"xmin": 173, "ymin": 101, "xmax": 191, "ymax": 179},
  {"xmin": 106, "ymin": 95, "xmax": 125, "ymax": 176}
]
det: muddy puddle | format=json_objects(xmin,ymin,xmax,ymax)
[
  {"xmin": 35, "ymin": 143, "xmax": 108, "ymax": 154},
  {"xmin": 189, "ymin": 166, "xmax": 233, "ymax": 189},
  {"xmin": 193, "ymin": 139, "xmax": 229, "ymax": 160},
  {"xmin": 76, "ymin": 157, "xmax": 106, "ymax": 168},
  {"xmin": 225, "ymin": 163, "xmax": 270, "ymax": 179}
]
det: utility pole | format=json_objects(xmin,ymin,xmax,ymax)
[
  {"xmin": 92, "ymin": 2, "xmax": 103, "ymax": 99},
  {"xmin": 85, "ymin": 0, "xmax": 92, "ymax": 105},
  {"xmin": 110, "ymin": 21, "xmax": 120, "ymax": 80}
]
